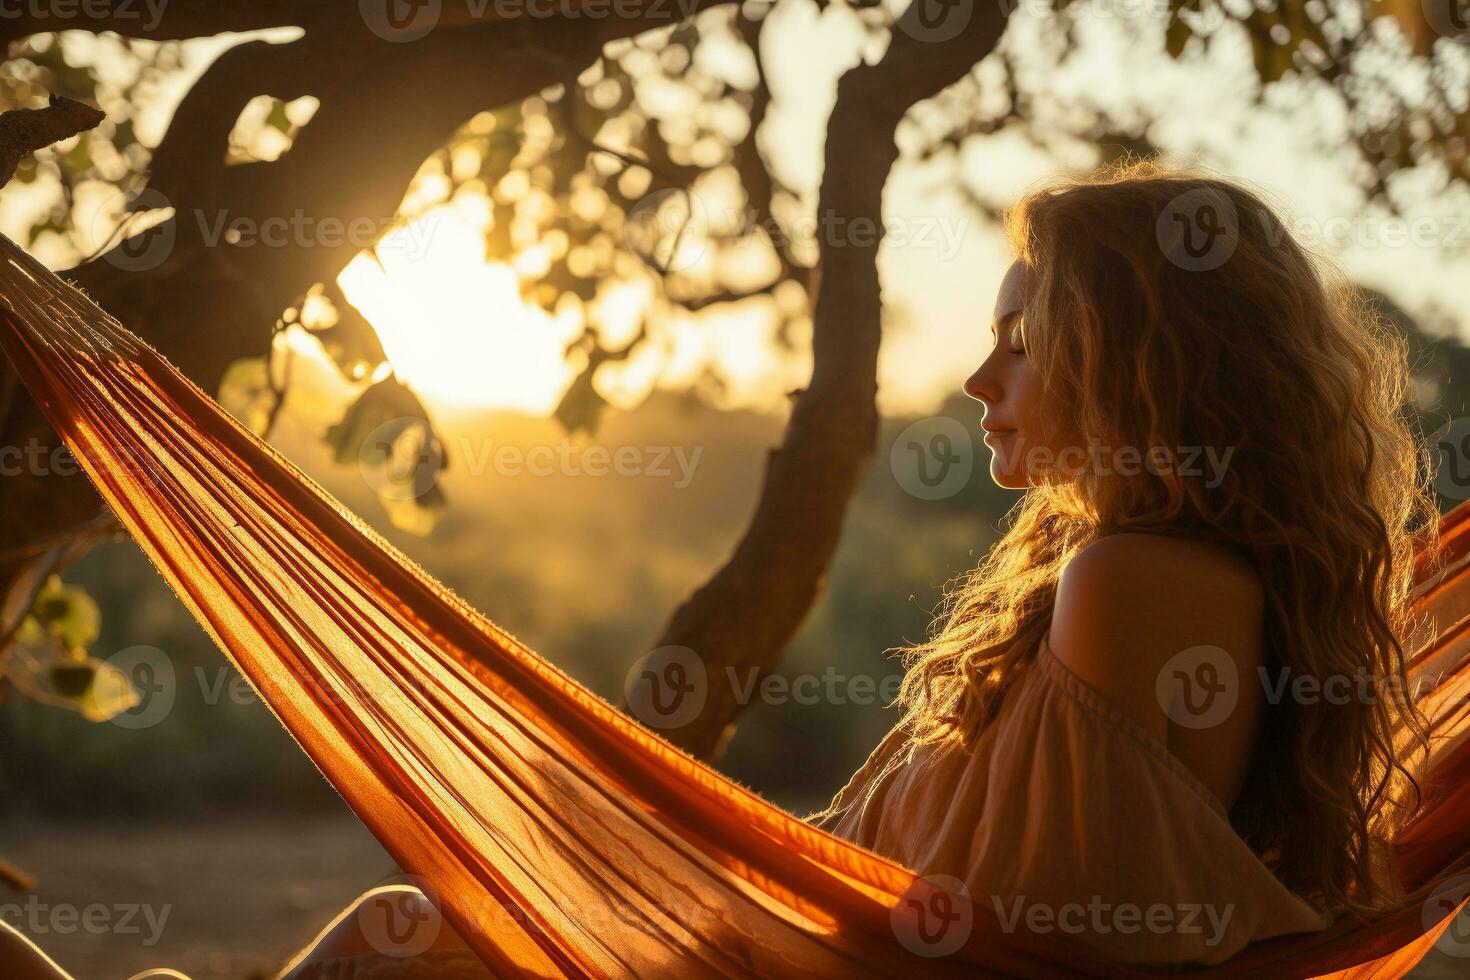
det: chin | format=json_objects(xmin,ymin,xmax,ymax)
[{"xmin": 988, "ymin": 464, "xmax": 1030, "ymax": 490}]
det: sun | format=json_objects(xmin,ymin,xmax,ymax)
[{"xmin": 338, "ymin": 197, "xmax": 582, "ymax": 414}]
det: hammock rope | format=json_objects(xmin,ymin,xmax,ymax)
[{"xmin": 1, "ymin": 232, "xmax": 1468, "ymax": 978}]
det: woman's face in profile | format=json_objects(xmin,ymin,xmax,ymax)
[{"xmin": 964, "ymin": 260, "xmax": 1068, "ymax": 489}]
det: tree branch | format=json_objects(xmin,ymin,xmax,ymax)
[{"xmin": 0, "ymin": 95, "xmax": 103, "ymax": 189}]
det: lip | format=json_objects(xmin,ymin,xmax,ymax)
[{"xmin": 982, "ymin": 427, "xmax": 1015, "ymax": 437}]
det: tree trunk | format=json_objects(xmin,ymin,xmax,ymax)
[{"xmin": 635, "ymin": 12, "xmax": 1013, "ymax": 758}]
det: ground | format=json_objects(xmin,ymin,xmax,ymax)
[{"xmin": 1, "ymin": 812, "xmax": 392, "ymax": 979}]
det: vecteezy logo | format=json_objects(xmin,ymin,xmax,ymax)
[
  {"xmin": 464, "ymin": 894, "xmax": 548, "ymax": 942},
  {"xmin": 890, "ymin": 417, "xmax": 973, "ymax": 501},
  {"xmin": 92, "ymin": 188, "xmax": 176, "ymax": 273},
  {"xmin": 1422, "ymin": 873, "xmax": 1470, "ymax": 958},
  {"xmin": 1156, "ymin": 188, "xmax": 1239, "ymax": 272},
  {"xmin": 896, "ymin": 0, "xmax": 974, "ymax": 42},
  {"xmin": 623, "ymin": 645, "xmax": 706, "ymax": 730},
  {"xmin": 357, "ymin": 880, "xmax": 442, "ymax": 958},
  {"xmin": 1156, "ymin": 645, "xmax": 1238, "ymax": 729},
  {"xmin": 623, "ymin": 189, "xmax": 708, "ymax": 274},
  {"xmin": 358, "ymin": 417, "xmax": 445, "ymax": 502},
  {"xmin": 891, "ymin": 874, "xmax": 972, "ymax": 958},
  {"xmin": 1423, "ymin": 0, "xmax": 1469, "ymax": 43},
  {"xmin": 106, "ymin": 645, "xmax": 176, "ymax": 730},
  {"xmin": 361, "ymin": 0, "xmax": 443, "ymax": 42},
  {"xmin": 1431, "ymin": 417, "xmax": 1470, "ymax": 501}
]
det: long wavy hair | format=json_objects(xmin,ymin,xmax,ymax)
[{"xmin": 896, "ymin": 159, "xmax": 1439, "ymax": 918}]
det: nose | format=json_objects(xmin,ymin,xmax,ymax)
[{"xmin": 963, "ymin": 359, "xmax": 999, "ymax": 406}]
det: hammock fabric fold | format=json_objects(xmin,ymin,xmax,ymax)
[{"xmin": 1, "ymin": 231, "xmax": 1469, "ymax": 978}]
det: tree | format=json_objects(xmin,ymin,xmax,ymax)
[{"xmin": 0, "ymin": 0, "xmax": 1466, "ymax": 757}]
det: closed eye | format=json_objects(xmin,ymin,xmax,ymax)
[
  {"xmin": 1004, "ymin": 315, "xmax": 1025, "ymax": 355},
  {"xmin": 992, "ymin": 311, "xmax": 1022, "ymax": 348}
]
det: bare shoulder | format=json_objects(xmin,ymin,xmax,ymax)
[
  {"xmin": 1059, "ymin": 533, "xmax": 1264, "ymax": 613},
  {"xmin": 1049, "ymin": 532, "xmax": 1265, "ymax": 743}
]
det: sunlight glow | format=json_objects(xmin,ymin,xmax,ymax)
[{"xmin": 338, "ymin": 198, "xmax": 583, "ymax": 413}]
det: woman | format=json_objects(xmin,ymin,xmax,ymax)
[
  {"xmin": 4, "ymin": 160, "xmax": 1437, "ymax": 975},
  {"xmin": 804, "ymin": 159, "xmax": 1434, "ymax": 964}
]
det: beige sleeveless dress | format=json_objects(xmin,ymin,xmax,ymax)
[{"xmin": 805, "ymin": 629, "xmax": 1335, "ymax": 967}]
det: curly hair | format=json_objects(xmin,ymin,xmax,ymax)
[{"xmin": 896, "ymin": 158, "xmax": 1439, "ymax": 919}]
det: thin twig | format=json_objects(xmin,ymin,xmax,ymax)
[
  {"xmin": 0, "ymin": 512, "xmax": 121, "ymax": 565},
  {"xmin": 0, "ymin": 856, "xmax": 36, "ymax": 893},
  {"xmin": 262, "ymin": 326, "xmax": 294, "ymax": 439}
]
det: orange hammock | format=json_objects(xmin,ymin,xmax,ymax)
[{"xmin": 1, "ymin": 232, "xmax": 1469, "ymax": 978}]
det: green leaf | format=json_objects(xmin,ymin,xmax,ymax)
[
  {"xmin": 14, "ymin": 614, "xmax": 45, "ymax": 648},
  {"xmin": 325, "ymin": 378, "xmax": 437, "ymax": 465},
  {"xmin": 78, "ymin": 657, "xmax": 143, "ymax": 723},
  {"xmin": 325, "ymin": 379, "xmax": 449, "ymax": 534},
  {"xmin": 29, "ymin": 576, "xmax": 101, "ymax": 651},
  {"xmin": 554, "ymin": 362, "xmax": 608, "ymax": 436},
  {"xmin": 49, "ymin": 662, "xmax": 94, "ymax": 699}
]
